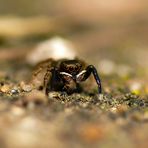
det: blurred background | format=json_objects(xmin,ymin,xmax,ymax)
[
  {"xmin": 0, "ymin": 0, "xmax": 148, "ymax": 86},
  {"xmin": 1, "ymin": 1, "xmax": 148, "ymax": 148}
]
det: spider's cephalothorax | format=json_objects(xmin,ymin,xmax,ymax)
[
  {"xmin": 60, "ymin": 60, "xmax": 82, "ymax": 76},
  {"xmin": 33, "ymin": 59, "xmax": 102, "ymax": 95}
]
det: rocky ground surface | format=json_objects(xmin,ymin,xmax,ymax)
[
  {"xmin": 0, "ymin": 48, "xmax": 148, "ymax": 148},
  {"xmin": 0, "ymin": 3, "xmax": 148, "ymax": 145}
]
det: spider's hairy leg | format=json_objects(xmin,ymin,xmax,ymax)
[
  {"xmin": 76, "ymin": 65, "xmax": 102, "ymax": 94},
  {"xmin": 31, "ymin": 59, "xmax": 54, "ymax": 90},
  {"xmin": 32, "ymin": 58, "xmax": 53, "ymax": 78},
  {"xmin": 43, "ymin": 67, "xmax": 52, "ymax": 88},
  {"xmin": 32, "ymin": 66, "xmax": 43, "ymax": 79},
  {"xmin": 45, "ymin": 67, "xmax": 61, "ymax": 95}
]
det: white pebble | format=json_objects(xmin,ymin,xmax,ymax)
[
  {"xmin": 27, "ymin": 37, "xmax": 77, "ymax": 65},
  {"xmin": 129, "ymin": 82, "xmax": 142, "ymax": 92}
]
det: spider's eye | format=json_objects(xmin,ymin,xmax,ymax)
[
  {"xmin": 76, "ymin": 64, "xmax": 81, "ymax": 71},
  {"xmin": 69, "ymin": 66, "xmax": 73, "ymax": 71},
  {"xmin": 75, "ymin": 66, "xmax": 78, "ymax": 71}
]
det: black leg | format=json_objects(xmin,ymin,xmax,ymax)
[
  {"xmin": 76, "ymin": 65, "xmax": 102, "ymax": 94},
  {"xmin": 45, "ymin": 67, "xmax": 62, "ymax": 95},
  {"xmin": 44, "ymin": 67, "xmax": 56, "ymax": 95}
]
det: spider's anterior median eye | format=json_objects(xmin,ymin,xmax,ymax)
[
  {"xmin": 69, "ymin": 67, "xmax": 73, "ymax": 71},
  {"xmin": 75, "ymin": 66, "xmax": 78, "ymax": 70}
]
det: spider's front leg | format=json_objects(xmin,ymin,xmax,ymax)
[
  {"xmin": 76, "ymin": 65, "xmax": 102, "ymax": 94},
  {"xmin": 44, "ymin": 67, "xmax": 62, "ymax": 95}
]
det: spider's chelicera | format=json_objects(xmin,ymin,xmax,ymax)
[{"xmin": 33, "ymin": 59, "xmax": 102, "ymax": 95}]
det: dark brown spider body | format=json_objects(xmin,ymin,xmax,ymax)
[
  {"xmin": 32, "ymin": 58, "xmax": 102, "ymax": 95},
  {"xmin": 59, "ymin": 60, "xmax": 82, "ymax": 75}
]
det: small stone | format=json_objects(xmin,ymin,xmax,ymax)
[
  {"xmin": 129, "ymin": 81, "xmax": 142, "ymax": 95},
  {"xmin": 48, "ymin": 91, "xmax": 61, "ymax": 99},
  {"xmin": 20, "ymin": 81, "xmax": 33, "ymax": 92},
  {"xmin": 11, "ymin": 88, "xmax": 20, "ymax": 95},
  {"xmin": 26, "ymin": 37, "xmax": 76, "ymax": 65},
  {"xmin": 110, "ymin": 107, "xmax": 117, "ymax": 113},
  {"xmin": 0, "ymin": 84, "xmax": 11, "ymax": 93}
]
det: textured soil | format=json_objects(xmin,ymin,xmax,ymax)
[{"xmin": 0, "ymin": 53, "xmax": 148, "ymax": 148}]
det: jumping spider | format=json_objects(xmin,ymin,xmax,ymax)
[{"xmin": 32, "ymin": 58, "xmax": 102, "ymax": 95}]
